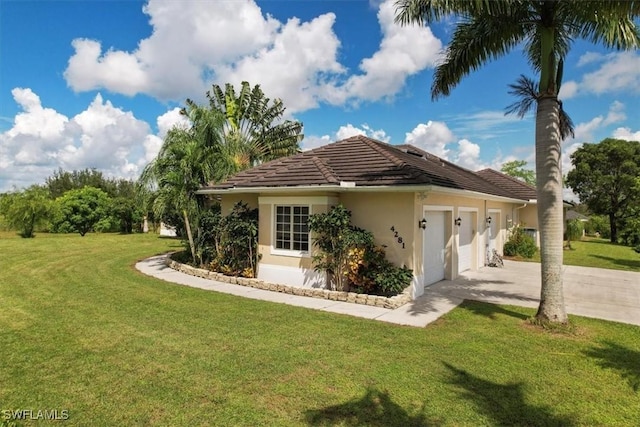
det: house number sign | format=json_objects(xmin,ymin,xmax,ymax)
[{"xmin": 390, "ymin": 226, "xmax": 406, "ymax": 249}]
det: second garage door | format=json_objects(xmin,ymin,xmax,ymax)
[{"xmin": 458, "ymin": 212, "xmax": 473, "ymax": 273}]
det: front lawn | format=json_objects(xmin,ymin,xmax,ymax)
[
  {"xmin": 514, "ymin": 237, "xmax": 640, "ymax": 273},
  {"xmin": 1, "ymin": 232, "xmax": 639, "ymax": 425}
]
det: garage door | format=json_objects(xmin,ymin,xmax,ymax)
[
  {"xmin": 424, "ymin": 211, "xmax": 446, "ymax": 286},
  {"xmin": 458, "ymin": 212, "xmax": 473, "ymax": 273},
  {"xmin": 488, "ymin": 214, "xmax": 498, "ymax": 253}
]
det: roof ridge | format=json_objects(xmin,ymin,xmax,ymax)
[
  {"xmin": 361, "ymin": 136, "xmax": 407, "ymax": 168},
  {"xmin": 312, "ymin": 156, "xmax": 340, "ymax": 184}
]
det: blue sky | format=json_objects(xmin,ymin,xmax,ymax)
[{"xmin": 1, "ymin": 0, "xmax": 638, "ymax": 192}]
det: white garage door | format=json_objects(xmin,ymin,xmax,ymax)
[
  {"xmin": 458, "ymin": 212, "xmax": 473, "ymax": 273},
  {"xmin": 488, "ymin": 214, "xmax": 498, "ymax": 253},
  {"xmin": 424, "ymin": 211, "xmax": 446, "ymax": 286}
]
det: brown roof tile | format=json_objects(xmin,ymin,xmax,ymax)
[
  {"xmin": 476, "ymin": 168, "xmax": 537, "ymax": 200},
  {"xmin": 202, "ymin": 135, "xmax": 528, "ymax": 200}
]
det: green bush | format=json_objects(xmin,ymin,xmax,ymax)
[
  {"xmin": 504, "ymin": 225, "xmax": 537, "ymax": 258},
  {"xmin": 309, "ymin": 205, "xmax": 411, "ymax": 296}
]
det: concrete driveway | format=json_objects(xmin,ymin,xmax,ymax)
[{"xmin": 393, "ymin": 260, "xmax": 640, "ymax": 327}]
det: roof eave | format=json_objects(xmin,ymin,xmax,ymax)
[{"xmin": 197, "ymin": 183, "xmax": 531, "ymax": 203}]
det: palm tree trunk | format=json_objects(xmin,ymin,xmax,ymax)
[
  {"xmin": 183, "ymin": 209, "xmax": 197, "ymax": 264},
  {"xmin": 535, "ymin": 96, "xmax": 568, "ymax": 323}
]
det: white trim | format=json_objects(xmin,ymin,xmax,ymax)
[
  {"xmin": 259, "ymin": 196, "xmax": 338, "ymax": 205},
  {"xmin": 270, "ymin": 204, "xmax": 311, "ymax": 258},
  {"xmin": 423, "ymin": 205, "xmax": 454, "ymax": 212},
  {"xmin": 258, "ymin": 263, "xmax": 326, "ymax": 288},
  {"xmin": 199, "ymin": 185, "xmax": 530, "ymax": 204}
]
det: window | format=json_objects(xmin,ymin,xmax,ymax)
[{"xmin": 275, "ymin": 205, "xmax": 309, "ymax": 252}]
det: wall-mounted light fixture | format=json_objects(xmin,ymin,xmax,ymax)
[
  {"xmin": 454, "ymin": 217, "xmax": 462, "ymax": 227},
  {"xmin": 486, "ymin": 216, "xmax": 492, "ymax": 226},
  {"xmin": 418, "ymin": 218, "xmax": 427, "ymax": 229}
]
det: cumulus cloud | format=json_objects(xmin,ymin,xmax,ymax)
[
  {"xmin": 454, "ymin": 139, "xmax": 486, "ymax": 171},
  {"xmin": 567, "ymin": 51, "xmax": 640, "ymax": 98},
  {"xmin": 612, "ymin": 127, "xmax": 640, "ymax": 142},
  {"xmin": 335, "ymin": 123, "xmax": 390, "ymax": 142},
  {"xmin": 0, "ymin": 88, "xmax": 173, "ymax": 192},
  {"xmin": 63, "ymin": 0, "xmax": 441, "ymax": 113},
  {"xmin": 330, "ymin": 0, "xmax": 442, "ymax": 104},
  {"xmin": 569, "ymin": 101, "xmax": 626, "ymax": 143},
  {"xmin": 404, "ymin": 120, "xmax": 455, "ymax": 159}
]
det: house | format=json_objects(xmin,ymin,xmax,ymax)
[{"xmin": 198, "ymin": 135, "xmax": 543, "ymax": 299}]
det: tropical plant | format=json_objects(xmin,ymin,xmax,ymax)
[
  {"xmin": 0, "ymin": 185, "xmax": 52, "ymax": 238},
  {"xmin": 395, "ymin": 0, "xmax": 640, "ymax": 324},
  {"xmin": 202, "ymin": 81, "xmax": 302, "ymax": 174},
  {"xmin": 566, "ymin": 138, "xmax": 640, "ymax": 244},
  {"xmin": 565, "ymin": 218, "xmax": 583, "ymax": 250},
  {"xmin": 203, "ymin": 202, "xmax": 259, "ymax": 278},
  {"xmin": 504, "ymin": 225, "xmax": 538, "ymax": 259},
  {"xmin": 139, "ymin": 104, "xmax": 226, "ymax": 263},
  {"xmin": 52, "ymin": 186, "xmax": 111, "ymax": 236},
  {"xmin": 308, "ymin": 205, "xmax": 412, "ymax": 296},
  {"xmin": 307, "ymin": 205, "xmax": 374, "ymax": 291}
]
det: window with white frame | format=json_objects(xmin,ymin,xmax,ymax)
[{"xmin": 275, "ymin": 205, "xmax": 309, "ymax": 252}]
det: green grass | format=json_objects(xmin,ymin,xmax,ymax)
[
  {"xmin": 515, "ymin": 237, "xmax": 640, "ymax": 272},
  {"xmin": 1, "ymin": 232, "xmax": 639, "ymax": 426}
]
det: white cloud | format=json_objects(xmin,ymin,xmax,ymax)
[
  {"xmin": 301, "ymin": 134, "xmax": 332, "ymax": 151},
  {"xmin": 404, "ymin": 120, "xmax": 455, "ymax": 159},
  {"xmin": 579, "ymin": 51, "xmax": 640, "ymax": 95},
  {"xmin": 333, "ymin": 0, "xmax": 442, "ymax": 104},
  {"xmin": 568, "ymin": 101, "xmax": 626, "ymax": 143},
  {"xmin": 335, "ymin": 123, "xmax": 390, "ymax": 142},
  {"xmin": 612, "ymin": 127, "xmax": 640, "ymax": 142},
  {"xmin": 0, "ymin": 88, "xmax": 174, "ymax": 192},
  {"xmin": 576, "ymin": 51, "xmax": 604, "ymax": 67},
  {"xmin": 558, "ymin": 80, "xmax": 578, "ymax": 99},
  {"xmin": 454, "ymin": 139, "xmax": 486, "ymax": 171},
  {"xmin": 63, "ymin": 0, "xmax": 442, "ymax": 114}
]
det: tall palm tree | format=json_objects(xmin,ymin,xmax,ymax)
[
  {"xmin": 395, "ymin": 0, "xmax": 640, "ymax": 323},
  {"xmin": 139, "ymin": 104, "xmax": 226, "ymax": 263},
  {"xmin": 202, "ymin": 81, "xmax": 303, "ymax": 172}
]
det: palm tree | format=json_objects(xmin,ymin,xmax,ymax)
[
  {"xmin": 202, "ymin": 81, "xmax": 303, "ymax": 172},
  {"xmin": 139, "ymin": 104, "xmax": 226, "ymax": 263},
  {"xmin": 395, "ymin": 0, "xmax": 640, "ymax": 323}
]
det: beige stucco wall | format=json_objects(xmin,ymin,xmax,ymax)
[
  {"xmin": 217, "ymin": 189, "xmax": 540, "ymax": 296},
  {"xmin": 339, "ymin": 191, "xmax": 415, "ymax": 269},
  {"xmin": 220, "ymin": 194, "xmax": 259, "ymax": 215}
]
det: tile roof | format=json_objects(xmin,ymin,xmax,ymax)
[
  {"xmin": 202, "ymin": 135, "xmax": 528, "ymax": 200},
  {"xmin": 475, "ymin": 168, "xmax": 537, "ymax": 201}
]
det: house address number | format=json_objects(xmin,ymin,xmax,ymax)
[{"xmin": 390, "ymin": 226, "xmax": 405, "ymax": 249}]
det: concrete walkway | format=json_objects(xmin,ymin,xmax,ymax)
[{"xmin": 136, "ymin": 256, "xmax": 640, "ymax": 328}]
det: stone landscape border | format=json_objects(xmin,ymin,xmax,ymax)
[{"xmin": 165, "ymin": 257, "xmax": 411, "ymax": 310}]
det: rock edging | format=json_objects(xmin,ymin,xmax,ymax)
[{"xmin": 165, "ymin": 257, "xmax": 411, "ymax": 310}]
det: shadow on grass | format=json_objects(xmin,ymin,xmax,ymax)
[
  {"xmin": 405, "ymin": 277, "xmax": 538, "ymax": 318},
  {"xmin": 457, "ymin": 300, "xmax": 530, "ymax": 321},
  {"xmin": 305, "ymin": 387, "xmax": 433, "ymax": 426},
  {"xmin": 589, "ymin": 254, "xmax": 640, "ymax": 270},
  {"xmin": 443, "ymin": 362, "xmax": 575, "ymax": 426},
  {"xmin": 583, "ymin": 341, "xmax": 640, "ymax": 392}
]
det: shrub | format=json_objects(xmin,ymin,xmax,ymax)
[
  {"xmin": 308, "ymin": 205, "xmax": 411, "ymax": 296},
  {"xmin": 504, "ymin": 225, "xmax": 537, "ymax": 258},
  {"xmin": 565, "ymin": 218, "xmax": 584, "ymax": 249},
  {"xmin": 198, "ymin": 202, "xmax": 259, "ymax": 277}
]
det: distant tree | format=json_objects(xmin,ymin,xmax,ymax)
[
  {"xmin": 46, "ymin": 168, "xmax": 114, "ymax": 198},
  {"xmin": 566, "ymin": 138, "xmax": 640, "ymax": 243},
  {"xmin": 0, "ymin": 185, "xmax": 52, "ymax": 238},
  {"xmin": 53, "ymin": 187, "xmax": 111, "ymax": 236},
  {"xmin": 500, "ymin": 160, "xmax": 536, "ymax": 186}
]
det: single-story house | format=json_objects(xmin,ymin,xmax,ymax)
[{"xmin": 198, "ymin": 135, "xmax": 543, "ymax": 299}]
